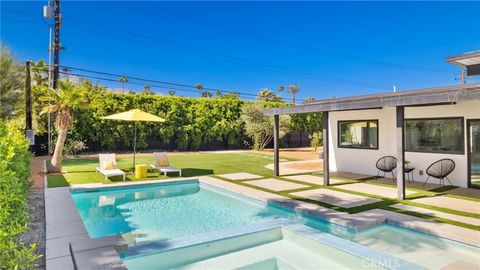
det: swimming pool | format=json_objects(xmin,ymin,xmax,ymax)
[
  {"xmin": 72, "ymin": 180, "xmax": 351, "ymax": 244},
  {"xmin": 71, "ymin": 180, "xmax": 480, "ymax": 269}
]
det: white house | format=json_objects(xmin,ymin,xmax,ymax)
[
  {"xmin": 328, "ymin": 99, "xmax": 480, "ymax": 188},
  {"xmin": 266, "ymin": 83, "xmax": 480, "ymax": 199}
]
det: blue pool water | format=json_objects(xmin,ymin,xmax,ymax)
[
  {"xmin": 72, "ymin": 181, "xmax": 480, "ymax": 269},
  {"xmin": 72, "ymin": 181, "xmax": 351, "ymax": 244}
]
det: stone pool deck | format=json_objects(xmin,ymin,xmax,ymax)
[{"xmin": 45, "ymin": 175, "xmax": 480, "ymax": 270}]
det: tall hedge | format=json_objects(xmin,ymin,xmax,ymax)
[
  {"xmin": 0, "ymin": 121, "xmax": 37, "ymax": 269},
  {"xmin": 32, "ymin": 81, "xmax": 321, "ymax": 151}
]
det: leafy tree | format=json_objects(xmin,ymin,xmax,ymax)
[
  {"xmin": 0, "ymin": 46, "xmax": 23, "ymax": 118},
  {"xmin": 39, "ymin": 80, "xmax": 90, "ymax": 172},
  {"xmin": 168, "ymin": 90, "xmax": 176, "ymax": 96},
  {"xmin": 240, "ymin": 102, "xmax": 290, "ymax": 150},
  {"xmin": 287, "ymin": 83, "xmax": 300, "ymax": 104},
  {"xmin": 215, "ymin": 91, "xmax": 223, "ymax": 97},
  {"xmin": 119, "ymin": 76, "xmax": 128, "ymax": 93},
  {"xmin": 257, "ymin": 88, "xmax": 282, "ymax": 102},
  {"xmin": 223, "ymin": 91, "xmax": 240, "ymax": 99},
  {"xmin": 195, "ymin": 83, "xmax": 203, "ymax": 97},
  {"xmin": 31, "ymin": 60, "xmax": 49, "ymax": 86}
]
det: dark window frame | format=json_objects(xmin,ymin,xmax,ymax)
[
  {"xmin": 337, "ymin": 119, "xmax": 379, "ymax": 150},
  {"xmin": 404, "ymin": 116, "xmax": 465, "ymax": 155}
]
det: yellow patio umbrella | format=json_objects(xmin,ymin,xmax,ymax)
[{"xmin": 102, "ymin": 109, "xmax": 165, "ymax": 169}]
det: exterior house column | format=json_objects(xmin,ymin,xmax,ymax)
[
  {"xmin": 396, "ymin": 106, "xmax": 406, "ymax": 199},
  {"xmin": 322, "ymin": 111, "xmax": 330, "ymax": 185},
  {"xmin": 273, "ymin": 114, "xmax": 280, "ymax": 176}
]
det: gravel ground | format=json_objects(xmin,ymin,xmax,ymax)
[{"xmin": 19, "ymin": 188, "xmax": 46, "ymax": 270}]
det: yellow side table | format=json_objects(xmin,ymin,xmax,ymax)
[{"xmin": 135, "ymin": 164, "xmax": 148, "ymax": 179}]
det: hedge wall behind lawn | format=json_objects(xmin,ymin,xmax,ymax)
[
  {"xmin": 36, "ymin": 91, "xmax": 322, "ymax": 152},
  {"xmin": 0, "ymin": 121, "xmax": 37, "ymax": 269}
]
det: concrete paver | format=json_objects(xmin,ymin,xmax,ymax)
[
  {"xmin": 336, "ymin": 183, "xmax": 416, "ymax": 198},
  {"xmin": 391, "ymin": 203, "xmax": 480, "ymax": 226},
  {"xmin": 244, "ymin": 178, "xmax": 309, "ymax": 191},
  {"xmin": 291, "ymin": 188, "xmax": 381, "ymax": 208},
  {"xmin": 283, "ymin": 175, "xmax": 345, "ymax": 185},
  {"xmin": 216, "ymin": 172, "xmax": 263, "ymax": 180},
  {"xmin": 411, "ymin": 196, "xmax": 480, "ymax": 214}
]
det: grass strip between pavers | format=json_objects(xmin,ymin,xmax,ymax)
[{"xmin": 212, "ymin": 174, "xmax": 480, "ymax": 231}]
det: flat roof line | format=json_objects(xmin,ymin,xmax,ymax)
[{"xmin": 264, "ymin": 84, "xmax": 480, "ymax": 115}]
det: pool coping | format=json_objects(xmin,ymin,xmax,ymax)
[
  {"xmin": 44, "ymin": 173, "xmax": 479, "ymax": 269},
  {"xmin": 122, "ymin": 221, "xmax": 423, "ymax": 270}
]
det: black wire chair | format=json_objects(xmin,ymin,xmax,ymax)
[
  {"xmin": 423, "ymin": 159, "xmax": 455, "ymax": 186},
  {"xmin": 376, "ymin": 156, "xmax": 397, "ymax": 181}
]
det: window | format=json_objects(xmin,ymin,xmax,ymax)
[
  {"xmin": 405, "ymin": 117, "xmax": 464, "ymax": 154},
  {"xmin": 338, "ymin": 120, "xmax": 378, "ymax": 149}
]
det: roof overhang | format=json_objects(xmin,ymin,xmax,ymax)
[
  {"xmin": 446, "ymin": 51, "xmax": 480, "ymax": 76},
  {"xmin": 264, "ymin": 84, "xmax": 480, "ymax": 116}
]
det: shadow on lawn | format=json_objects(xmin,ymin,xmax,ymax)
[{"xmin": 47, "ymin": 174, "xmax": 70, "ymax": 188}]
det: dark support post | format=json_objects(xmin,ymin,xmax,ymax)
[
  {"xmin": 273, "ymin": 114, "xmax": 280, "ymax": 176},
  {"xmin": 53, "ymin": 0, "xmax": 60, "ymax": 90},
  {"xmin": 396, "ymin": 106, "xmax": 405, "ymax": 199},
  {"xmin": 25, "ymin": 61, "xmax": 32, "ymax": 130},
  {"xmin": 322, "ymin": 111, "xmax": 329, "ymax": 185}
]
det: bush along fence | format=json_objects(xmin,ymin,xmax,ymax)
[
  {"xmin": 0, "ymin": 121, "xmax": 38, "ymax": 269},
  {"xmin": 32, "ymin": 87, "xmax": 322, "ymax": 153}
]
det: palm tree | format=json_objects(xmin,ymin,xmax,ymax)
[
  {"xmin": 304, "ymin": 96, "xmax": 315, "ymax": 103},
  {"xmin": 168, "ymin": 90, "xmax": 176, "ymax": 96},
  {"xmin": 119, "ymin": 76, "xmax": 128, "ymax": 93},
  {"xmin": 287, "ymin": 84, "xmax": 300, "ymax": 104},
  {"xmin": 257, "ymin": 88, "xmax": 282, "ymax": 102},
  {"xmin": 40, "ymin": 80, "xmax": 89, "ymax": 172},
  {"xmin": 201, "ymin": 91, "xmax": 212, "ymax": 98},
  {"xmin": 277, "ymin": 85, "xmax": 285, "ymax": 93},
  {"xmin": 195, "ymin": 83, "xmax": 203, "ymax": 97},
  {"xmin": 142, "ymin": 85, "xmax": 153, "ymax": 95}
]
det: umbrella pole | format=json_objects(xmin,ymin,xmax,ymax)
[{"xmin": 133, "ymin": 122, "xmax": 136, "ymax": 171}]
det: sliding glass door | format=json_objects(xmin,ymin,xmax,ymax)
[{"xmin": 468, "ymin": 119, "xmax": 480, "ymax": 188}]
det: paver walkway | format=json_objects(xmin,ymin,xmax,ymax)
[
  {"xmin": 217, "ymin": 172, "xmax": 263, "ymax": 180},
  {"xmin": 445, "ymin": 187, "xmax": 480, "ymax": 199},
  {"xmin": 291, "ymin": 188, "xmax": 381, "ymax": 208},
  {"xmin": 336, "ymin": 183, "xmax": 416, "ymax": 198},
  {"xmin": 244, "ymin": 178, "xmax": 309, "ymax": 191},
  {"xmin": 391, "ymin": 204, "xmax": 480, "ymax": 226},
  {"xmin": 283, "ymin": 175, "xmax": 345, "ymax": 185},
  {"xmin": 411, "ymin": 196, "xmax": 480, "ymax": 214},
  {"xmin": 265, "ymin": 160, "xmax": 321, "ymax": 175}
]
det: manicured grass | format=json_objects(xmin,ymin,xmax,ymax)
[
  {"xmin": 47, "ymin": 152, "xmax": 297, "ymax": 187},
  {"xmin": 47, "ymin": 152, "xmax": 479, "ymax": 231}
]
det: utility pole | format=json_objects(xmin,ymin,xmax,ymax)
[
  {"xmin": 461, "ymin": 70, "xmax": 466, "ymax": 85},
  {"xmin": 25, "ymin": 61, "xmax": 32, "ymax": 131},
  {"xmin": 52, "ymin": 0, "xmax": 60, "ymax": 90}
]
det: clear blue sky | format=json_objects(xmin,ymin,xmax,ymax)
[{"xmin": 2, "ymin": 1, "xmax": 479, "ymax": 101}]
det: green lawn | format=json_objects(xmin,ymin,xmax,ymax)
[
  {"xmin": 47, "ymin": 152, "xmax": 298, "ymax": 187},
  {"xmin": 46, "ymin": 151, "xmax": 479, "ymax": 230}
]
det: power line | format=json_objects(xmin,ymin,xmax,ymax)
[
  {"xmin": 26, "ymin": 64, "xmax": 295, "ymax": 102},
  {"xmin": 64, "ymin": 16, "xmax": 390, "ymax": 91}
]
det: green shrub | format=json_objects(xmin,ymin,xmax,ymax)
[
  {"xmin": 309, "ymin": 131, "xmax": 323, "ymax": 153},
  {"xmin": 0, "ymin": 120, "xmax": 38, "ymax": 269},
  {"xmin": 30, "ymin": 82, "xmax": 321, "ymax": 151}
]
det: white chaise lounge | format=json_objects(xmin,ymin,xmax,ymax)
[
  {"xmin": 96, "ymin": 153, "xmax": 126, "ymax": 181},
  {"xmin": 150, "ymin": 152, "xmax": 182, "ymax": 177}
]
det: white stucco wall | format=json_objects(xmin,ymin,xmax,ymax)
[{"xmin": 328, "ymin": 100, "xmax": 480, "ymax": 187}]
